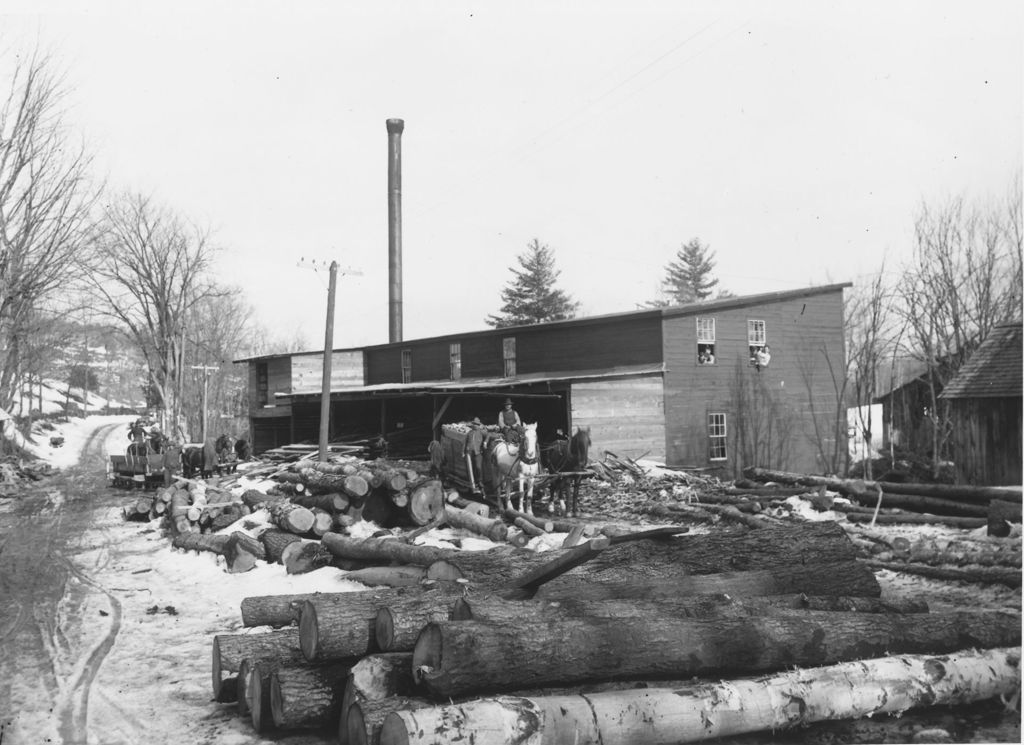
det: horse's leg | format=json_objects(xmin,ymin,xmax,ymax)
[
  {"xmin": 522, "ymin": 473, "xmax": 532, "ymax": 516},
  {"xmin": 571, "ymin": 476, "xmax": 581, "ymax": 517}
]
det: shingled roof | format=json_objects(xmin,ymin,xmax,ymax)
[{"xmin": 940, "ymin": 322, "xmax": 1023, "ymax": 400}]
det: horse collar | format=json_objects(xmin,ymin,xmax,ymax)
[{"xmin": 520, "ymin": 453, "xmax": 538, "ymax": 465}]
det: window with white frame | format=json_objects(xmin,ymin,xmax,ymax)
[
  {"xmin": 401, "ymin": 349, "xmax": 412, "ymax": 384},
  {"xmin": 708, "ymin": 412, "xmax": 728, "ymax": 460},
  {"xmin": 449, "ymin": 343, "xmax": 461, "ymax": 380},
  {"xmin": 748, "ymin": 319, "xmax": 768, "ymax": 366},
  {"xmin": 696, "ymin": 317, "xmax": 716, "ymax": 365},
  {"xmin": 502, "ymin": 337, "xmax": 516, "ymax": 377}
]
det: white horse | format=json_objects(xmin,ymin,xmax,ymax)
[{"xmin": 492, "ymin": 422, "xmax": 540, "ymax": 515}]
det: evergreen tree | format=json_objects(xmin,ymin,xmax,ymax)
[
  {"xmin": 485, "ymin": 239, "xmax": 580, "ymax": 328},
  {"xmin": 659, "ymin": 238, "xmax": 719, "ymax": 305}
]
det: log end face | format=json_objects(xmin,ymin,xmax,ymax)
[
  {"xmin": 346, "ymin": 703, "xmax": 371, "ymax": 745},
  {"xmin": 450, "ymin": 598, "xmax": 472, "ymax": 621},
  {"xmin": 379, "ymin": 711, "xmax": 411, "ymax": 745}
]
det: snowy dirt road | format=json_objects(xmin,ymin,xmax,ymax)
[{"xmin": 0, "ymin": 418, "xmax": 330, "ymax": 745}]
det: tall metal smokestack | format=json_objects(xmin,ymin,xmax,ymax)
[{"xmin": 386, "ymin": 118, "xmax": 404, "ymax": 343}]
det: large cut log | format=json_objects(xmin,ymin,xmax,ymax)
[
  {"xmin": 374, "ymin": 597, "xmax": 459, "ymax": 652},
  {"xmin": 535, "ymin": 561, "xmax": 882, "ymax": 601},
  {"xmin": 299, "ymin": 468, "xmax": 370, "ymax": 499},
  {"xmin": 412, "ymin": 610, "xmax": 1020, "ymax": 698},
  {"xmin": 989, "ymin": 498, "xmax": 1023, "ymax": 537},
  {"xmin": 299, "ymin": 587, "xmax": 463, "ymax": 663},
  {"xmin": 443, "ymin": 504, "xmax": 508, "ymax": 542},
  {"xmin": 172, "ymin": 532, "xmax": 229, "ymax": 555},
  {"xmin": 865, "ymin": 559, "xmax": 1022, "ymax": 588},
  {"xmin": 270, "ymin": 663, "xmax": 351, "ymax": 729},
  {"xmin": 224, "ymin": 531, "xmax": 266, "ymax": 573},
  {"xmin": 383, "ymin": 646, "xmax": 1022, "ymax": 745},
  {"xmin": 290, "ymin": 491, "xmax": 350, "ymax": 513},
  {"xmin": 338, "ymin": 654, "xmax": 417, "ymax": 744},
  {"xmin": 451, "ymin": 592, "xmax": 928, "ymax": 625},
  {"xmin": 347, "ymin": 697, "xmax": 432, "ymax": 745},
  {"xmin": 438, "ymin": 521, "xmax": 857, "ymax": 588},
  {"xmin": 211, "ymin": 628, "xmax": 304, "ymax": 700},
  {"xmin": 844, "ymin": 512, "xmax": 987, "ymax": 528},
  {"xmin": 281, "ymin": 539, "xmax": 333, "ymax": 575},
  {"xmin": 241, "ymin": 593, "xmax": 311, "ymax": 627},
  {"xmin": 744, "ymin": 466, "xmax": 1023, "ymax": 505},
  {"xmin": 408, "ymin": 479, "xmax": 445, "ymax": 526},
  {"xmin": 871, "ymin": 533, "xmax": 1022, "ymax": 568},
  {"xmin": 260, "ymin": 528, "xmax": 303, "ymax": 563},
  {"xmin": 321, "ymin": 532, "xmax": 454, "ymax": 567},
  {"xmin": 268, "ymin": 501, "xmax": 316, "ymax": 534}
]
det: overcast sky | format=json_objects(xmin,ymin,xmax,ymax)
[{"xmin": 3, "ymin": 1, "xmax": 1022, "ymax": 350}]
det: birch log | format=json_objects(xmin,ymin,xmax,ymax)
[{"xmin": 382, "ymin": 646, "xmax": 1022, "ymax": 745}]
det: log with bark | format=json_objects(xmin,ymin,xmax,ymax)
[
  {"xmin": 270, "ymin": 663, "xmax": 351, "ymax": 729},
  {"xmin": 240, "ymin": 593, "xmax": 312, "ymax": 627},
  {"xmin": 437, "ymin": 520, "xmax": 857, "ymax": 588},
  {"xmin": 281, "ymin": 539, "xmax": 333, "ymax": 575},
  {"xmin": 443, "ymin": 504, "xmax": 508, "ymax": 542},
  {"xmin": 260, "ymin": 528, "xmax": 303, "ymax": 563},
  {"xmin": 865, "ymin": 559, "xmax": 1023, "ymax": 588},
  {"xmin": 864, "ymin": 532, "xmax": 1022, "ymax": 568},
  {"xmin": 374, "ymin": 597, "xmax": 460, "ymax": 652},
  {"xmin": 844, "ymin": 512, "xmax": 987, "ymax": 529},
  {"xmin": 299, "ymin": 468, "xmax": 371, "ymax": 499},
  {"xmin": 450, "ymin": 592, "xmax": 928, "ymax": 625},
  {"xmin": 268, "ymin": 501, "xmax": 316, "ymax": 534},
  {"xmin": 534, "ymin": 560, "xmax": 881, "ymax": 601},
  {"xmin": 385, "ymin": 646, "xmax": 1022, "ymax": 745},
  {"xmin": 347, "ymin": 696, "xmax": 432, "ymax": 745},
  {"xmin": 321, "ymin": 531, "xmax": 454, "ymax": 567},
  {"xmin": 338, "ymin": 654, "xmax": 417, "ymax": 744},
  {"xmin": 744, "ymin": 466, "xmax": 1022, "ymax": 505},
  {"xmin": 172, "ymin": 531, "xmax": 229, "ymax": 555},
  {"xmin": 211, "ymin": 627, "xmax": 304, "ymax": 700},
  {"xmin": 289, "ymin": 491, "xmax": 351, "ymax": 513},
  {"xmin": 298, "ymin": 587, "xmax": 463, "ymax": 663},
  {"xmin": 411, "ymin": 610, "xmax": 1021, "ymax": 698}
]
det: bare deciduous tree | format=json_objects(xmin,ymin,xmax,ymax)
[
  {"xmin": 90, "ymin": 193, "xmax": 222, "ymax": 440},
  {"xmin": 896, "ymin": 179, "xmax": 1022, "ymax": 473},
  {"xmin": 0, "ymin": 50, "xmax": 99, "ymax": 412}
]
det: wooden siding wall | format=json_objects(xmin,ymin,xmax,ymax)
[
  {"xmin": 363, "ymin": 315, "xmax": 663, "ymax": 385},
  {"xmin": 949, "ymin": 398, "xmax": 1023, "ymax": 486},
  {"xmin": 662, "ymin": 290, "xmax": 847, "ymax": 475},
  {"xmin": 572, "ymin": 376, "xmax": 665, "ymax": 461},
  {"xmin": 251, "ymin": 416, "xmax": 292, "ymax": 454},
  {"xmin": 291, "ymin": 351, "xmax": 364, "ymax": 394},
  {"xmin": 248, "ymin": 357, "xmax": 293, "ymax": 412}
]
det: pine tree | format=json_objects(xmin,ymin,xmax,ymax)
[
  {"xmin": 659, "ymin": 238, "xmax": 719, "ymax": 305},
  {"xmin": 485, "ymin": 239, "xmax": 580, "ymax": 328}
]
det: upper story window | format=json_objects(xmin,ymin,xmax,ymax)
[
  {"xmin": 256, "ymin": 362, "xmax": 269, "ymax": 407},
  {"xmin": 503, "ymin": 337, "xmax": 516, "ymax": 378},
  {"xmin": 748, "ymin": 320, "xmax": 771, "ymax": 370},
  {"xmin": 449, "ymin": 343, "xmax": 461, "ymax": 380},
  {"xmin": 708, "ymin": 412, "xmax": 728, "ymax": 460},
  {"xmin": 696, "ymin": 316, "xmax": 716, "ymax": 365},
  {"xmin": 401, "ymin": 349, "xmax": 412, "ymax": 383}
]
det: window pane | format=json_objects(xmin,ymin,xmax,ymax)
[
  {"xmin": 697, "ymin": 317, "xmax": 716, "ymax": 343},
  {"xmin": 748, "ymin": 320, "xmax": 766, "ymax": 345}
]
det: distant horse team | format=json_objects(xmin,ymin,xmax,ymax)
[{"xmin": 125, "ymin": 418, "xmax": 250, "ymax": 480}]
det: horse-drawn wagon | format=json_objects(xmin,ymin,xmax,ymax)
[{"xmin": 107, "ymin": 447, "xmax": 177, "ymax": 489}]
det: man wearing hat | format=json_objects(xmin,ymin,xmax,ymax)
[
  {"xmin": 463, "ymin": 417, "xmax": 486, "ymax": 493},
  {"xmin": 497, "ymin": 397, "xmax": 523, "ymax": 444}
]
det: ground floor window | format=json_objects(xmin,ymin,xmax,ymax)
[{"xmin": 708, "ymin": 412, "xmax": 727, "ymax": 460}]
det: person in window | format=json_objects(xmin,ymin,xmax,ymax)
[
  {"xmin": 754, "ymin": 345, "xmax": 772, "ymax": 371},
  {"xmin": 497, "ymin": 397, "xmax": 523, "ymax": 443},
  {"xmin": 699, "ymin": 349, "xmax": 715, "ymax": 365}
]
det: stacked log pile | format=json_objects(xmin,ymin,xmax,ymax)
[{"xmin": 206, "ymin": 520, "xmax": 1021, "ymax": 744}]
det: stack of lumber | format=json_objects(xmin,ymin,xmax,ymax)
[{"xmin": 206, "ymin": 520, "xmax": 1022, "ymax": 743}]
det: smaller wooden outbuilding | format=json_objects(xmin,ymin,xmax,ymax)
[{"xmin": 939, "ymin": 321, "xmax": 1023, "ymax": 486}]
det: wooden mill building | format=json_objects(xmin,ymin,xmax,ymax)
[
  {"xmin": 939, "ymin": 321, "xmax": 1023, "ymax": 486},
  {"xmin": 237, "ymin": 283, "xmax": 851, "ymax": 476}
]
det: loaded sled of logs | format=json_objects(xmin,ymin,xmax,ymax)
[{"xmin": 207, "ymin": 520, "xmax": 1021, "ymax": 744}]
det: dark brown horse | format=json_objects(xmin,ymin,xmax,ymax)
[{"xmin": 543, "ymin": 426, "xmax": 591, "ymax": 517}]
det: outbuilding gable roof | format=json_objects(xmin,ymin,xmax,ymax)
[{"xmin": 940, "ymin": 322, "xmax": 1023, "ymax": 400}]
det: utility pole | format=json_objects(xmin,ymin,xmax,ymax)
[
  {"xmin": 191, "ymin": 364, "xmax": 219, "ymax": 442},
  {"xmin": 298, "ymin": 258, "xmax": 363, "ymax": 462}
]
